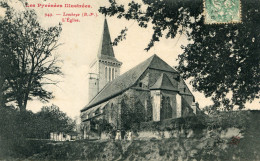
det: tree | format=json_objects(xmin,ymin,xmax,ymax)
[
  {"xmin": 0, "ymin": 3, "xmax": 62, "ymax": 112},
  {"xmin": 0, "ymin": 76, "xmax": 9, "ymax": 107},
  {"xmin": 0, "ymin": 107, "xmax": 20, "ymax": 140},
  {"xmin": 121, "ymin": 95, "xmax": 146, "ymax": 131},
  {"xmin": 202, "ymin": 105, "xmax": 218, "ymax": 115},
  {"xmin": 35, "ymin": 104, "xmax": 75, "ymax": 139},
  {"xmin": 99, "ymin": 0, "xmax": 260, "ymax": 110}
]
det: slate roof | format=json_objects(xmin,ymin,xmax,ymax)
[
  {"xmin": 182, "ymin": 95, "xmax": 194, "ymax": 113},
  {"xmin": 97, "ymin": 18, "xmax": 121, "ymax": 63},
  {"xmin": 150, "ymin": 73, "xmax": 178, "ymax": 91},
  {"xmin": 178, "ymin": 78, "xmax": 194, "ymax": 96},
  {"xmin": 81, "ymin": 54, "xmax": 178, "ymax": 112}
]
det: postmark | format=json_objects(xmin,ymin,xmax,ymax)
[{"xmin": 204, "ymin": 0, "xmax": 242, "ymax": 24}]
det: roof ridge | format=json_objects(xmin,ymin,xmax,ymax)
[{"xmin": 147, "ymin": 54, "xmax": 178, "ymax": 73}]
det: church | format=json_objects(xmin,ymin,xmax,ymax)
[{"xmin": 80, "ymin": 19, "xmax": 198, "ymax": 139}]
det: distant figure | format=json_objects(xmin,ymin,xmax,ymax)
[
  {"xmin": 115, "ymin": 130, "xmax": 121, "ymax": 140},
  {"xmin": 124, "ymin": 131, "xmax": 128, "ymax": 140},
  {"xmin": 127, "ymin": 131, "xmax": 132, "ymax": 141},
  {"xmin": 110, "ymin": 130, "xmax": 116, "ymax": 140}
]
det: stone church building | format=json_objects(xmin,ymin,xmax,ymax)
[{"xmin": 80, "ymin": 19, "xmax": 197, "ymax": 139}]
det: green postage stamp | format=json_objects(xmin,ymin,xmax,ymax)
[{"xmin": 204, "ymin": 0, "xmax": 242, "ymax": 24}]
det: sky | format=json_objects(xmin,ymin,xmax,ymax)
[{"xmin": 1, "ymin": 0, "xmax": 259, "ymax": 118}]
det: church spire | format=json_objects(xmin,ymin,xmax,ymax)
[
  {"xmin": 97, "ymin": 18, "xmax": 116, "ymax": 59},
  {"xmin": 88, "ymin": 17, "xmax": 122, "ymax": 103}
]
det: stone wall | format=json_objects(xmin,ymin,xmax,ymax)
[{"xmin": 137, "ymin": 110, "xmax": 258, "ymax": 141}]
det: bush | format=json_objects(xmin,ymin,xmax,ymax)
[
  {"xmin": 0, "ymin": 105, "xmax": 76, "ymax": 159},
  {"xmin": 0, "ymin": 107, "xmax": 29, "ymax": 158},
  {"xmin": 140, "ymin": 114, "xmax": 208, "ymax": 132}
]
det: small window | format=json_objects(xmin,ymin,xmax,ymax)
[
  {"xmin": 105, "ymin": 67, "xmax": 108, "ymax": 81},
  {"xmin": 112, "ymin": 68, "xmax": 114, "ymax": 80},
  {"xmin": 139, "ymin": 82, "xmax": 143, "ymax": 88},
  {"xmin": 109, "ymin": 68, "xmax": 111, "ymax": 81},
  {"xmin": 184, "ymin": 88, "xmax": 186, "ymax": 92}
]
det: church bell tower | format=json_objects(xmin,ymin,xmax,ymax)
[{"xmin": 88, "ymin": 18, "xmax": 122, "ymax": 102}]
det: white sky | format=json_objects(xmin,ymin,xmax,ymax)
[{"xmin": 2, "ymin": 0, "xmax": 259, "ymax": 118}]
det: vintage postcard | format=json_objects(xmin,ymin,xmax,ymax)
[{"xmin": 0, "ymin": 0, "xmax": 259, "ymax": 160}]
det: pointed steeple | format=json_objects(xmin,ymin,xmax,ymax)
[
  {"xmin": 150, "ymin": 73, "xmax": 178, "ymax": 91},
  {"xmin": 97, "ymin": 18, "xmax": 120, "ymax": 62}
]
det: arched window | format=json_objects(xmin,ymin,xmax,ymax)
[
  {"xmin": 166, "ymin": 97, "xmax": 172, "ymax": 119},
  {"xmin": 112, "ymin": 68, "xmax": 114, "ymax": 80},
  {"xmin": 161, "ymin": 96, "xmax": 172, "ymax": 120},
  {"xmin": 109, "ymin": 67, "xmax": 111, "ymax": 81},
  {"xmin": 105, "ymin": 67, "xmax": 108, "ymax": 81},
  {"xmin": 161, "ymin": 96, "xmax": 166, "ymax": 120},
  {"xmin": 109, "ymin": 103, "xmax": 113, "ymax": 123}
]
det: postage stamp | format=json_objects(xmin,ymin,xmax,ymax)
[{"xmin": 204, "ymin": 0, "xmax": 242, "ymax": 24}]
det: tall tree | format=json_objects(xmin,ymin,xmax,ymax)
[
  {"xmin": 35, "ymin": 105, "xmax": 75, "ymax": 139},
  {"xmin": 0, "ymin": 4, "xmax": 62, "ymax": 112},
  {"xmin": 99, "ymin": 0, "xmax": 260, "ymax": 110}
]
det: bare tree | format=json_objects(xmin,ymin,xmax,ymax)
[{"xmin": 0, "ymin": 4, "xmax": 62, "ymax": 112}]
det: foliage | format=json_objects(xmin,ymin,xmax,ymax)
[
  {"xmin": 0, "ymin": 104, "xmax": 75, "ymax": 140},
  {"xmin": 0, "ymin": 107, "xmax": 21, "ymax": 140},
  {"xmin": 0, "ymin": 79, "xmax": 10, "ymax": 108},
  {"xmin": 0, "ymin": 104, "xmax": 76, "ymax": 158},
  {"xmin": 97, "ymin": 119, "xmax": 113, "ymax": 133},
  {"xmin": 1, "ymin": 111, "xmax": 259, "ymax": 160},
  {"xmin": 0, "ymin": 3, "xmax": 62, "ymax": 112},
  {"xmin": 34, "ymin": 104, "xmax": 76, "ymax": 139},
  {"xmin": 140, "ymin": 110, "xmax": 250, "ymax": 132},
  {"xmin": 0, "ymin": 107, "xmax": 37, "ymax": 140},
  {"xmin": 99, "ymin": 0, "xmax": 260, "ymax": 110},
  {"xmin": 121, "ymin": 95, "xmax": 146, "ymax": 131},
  {"xmin": 88, "ymin": 118, "xmax": 114, "ymax": 138},
  {"xmin": 202, "ymin": 105, "xmax": 218, "ymax": 115},
  {"xmin": 140, "ymin": 115, "xmax": 207, "ymax": 132},
  {"xmin": 178, "ymin": 1, "xmax": 260, "ymax": 110},
  {"xmin": 0, "ymin": 107, "xmax": 39, "ymax": 158}
]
